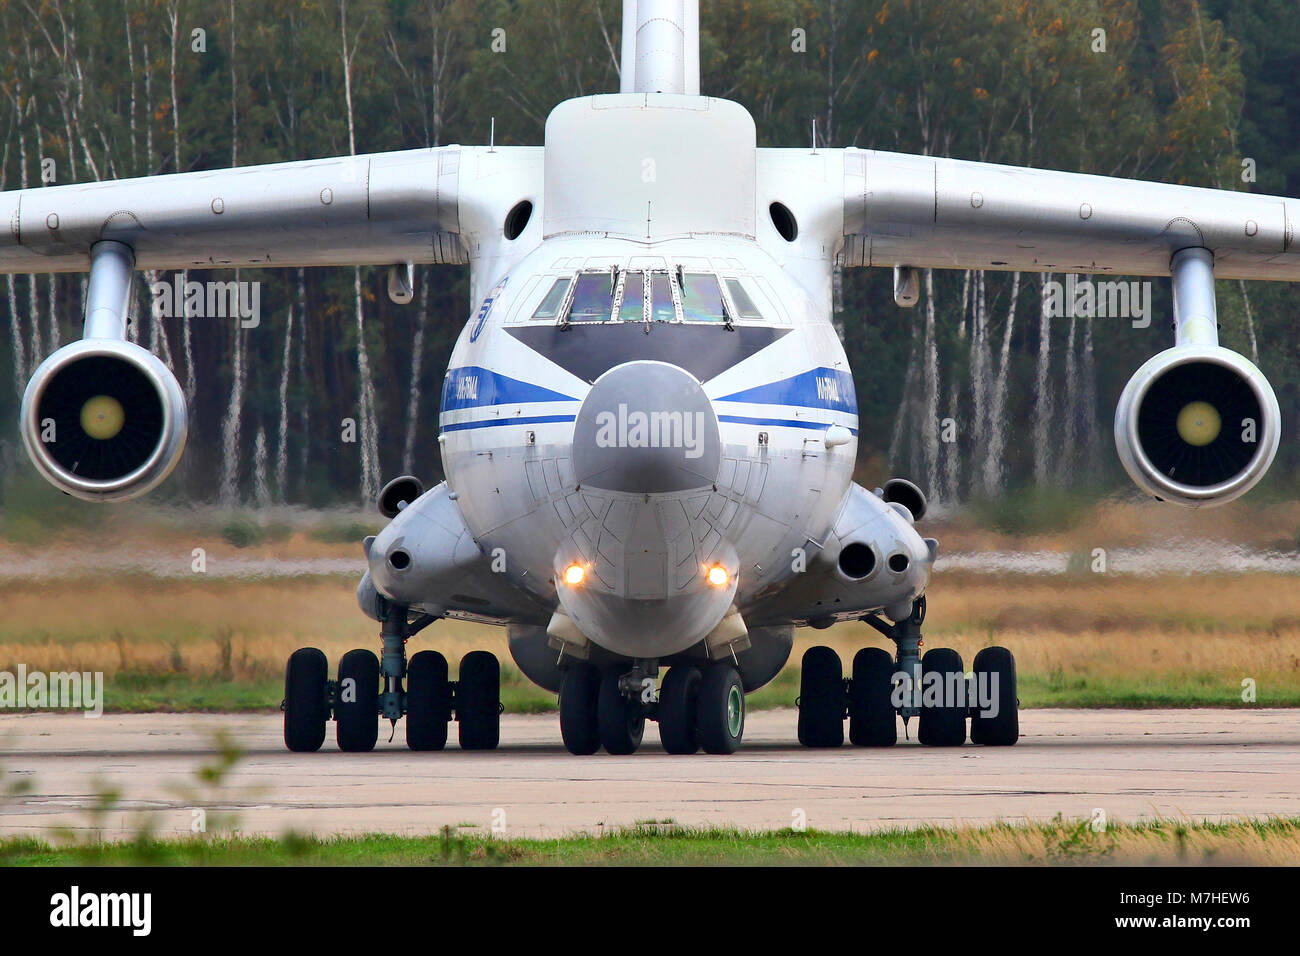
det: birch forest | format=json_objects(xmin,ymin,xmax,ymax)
[{"xmin": 1, "ymin": 0, "xmax": 1298, "ymax": 510}]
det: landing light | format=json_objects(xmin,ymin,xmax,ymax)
[
  {"xmin": 564, "ymin": 564, "xmax": 586, "ymax": 586},
  {"xmin": 706, "ymin": 564, "xmax": 729, "ymax": 588}
]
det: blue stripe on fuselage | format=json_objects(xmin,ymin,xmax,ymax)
[
  {"xmin": 441, "ymin": 366, "xmax": 578, "ymax": 412},
  {"xmin": 714, "ymin": 367, "xmax": 857, "ymax": 414},
  {"xmin": 441, "ymin": 414, "xmax": 578, "ymax": 432},
  {"xmin": 717, "ymin": 415, "xmax": 857, "ymax": 434},
  {"xmin": 439, "ymin": 365, "xmax": 857, "ymax": 434}
]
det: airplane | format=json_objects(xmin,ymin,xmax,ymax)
[{"xmin": 0, "ymin": 0, "xmax": 1289, "ymax": 756}]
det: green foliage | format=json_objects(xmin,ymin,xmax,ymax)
[
  {"xmin": 218, "ymin": 514, "xmax": 291, "ymax": 548},
  {"xmin": 967, "ymin": 486, "xmax": 1093, "ymax": 536},
  {"xmin": 4, "ymin": 817, "xmax": 1298, "ymax": 866},
  {"xmin": 0, "ymin": 474, "xmax": 104, "ymax": 542},
  {"xmin": 309, "ymin": 519, "xmax": 381, "ymax": 544}
]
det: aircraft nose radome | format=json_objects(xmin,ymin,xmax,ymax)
[{"xmin": 571, "ymin": 361, "xmax": 721, "ymax": 494}]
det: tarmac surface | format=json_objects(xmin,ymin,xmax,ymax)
[{"xmin": 1, "ymin": 708, "xmax": 1297, "ymax": 839}]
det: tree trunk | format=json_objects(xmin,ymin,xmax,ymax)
[
  {"xmin": 1032, "ymin": 274, "xmax": 1055, "ymax": 485},
  {"xmin": 981, "ymin": 272, "xmax": 1021, "ymax": 497},
  {"xmin": 276, "ymin": 304, "xmax": 294, "ymax": 501},
  {"xmin": 920, "ymin": 269, "xmax": 939, "ymax": 499},
  {"xmin": 402, "ymin": 268, "xmax": 429, "ymax": 475}
]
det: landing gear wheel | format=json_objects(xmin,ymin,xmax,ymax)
[
  {"xmin": 336, "ymin": 648, "xmax": 380, "ymax": 752},
  {"xmin": 797, "ymin": 645, "xmax": 844, "ymax": 748},
  {"xmin": 657, "ymin": 665, "xmax": 701, "ymax": 755},
  {"xmin": 559, "ymin": 663, "xmax": 601, "ymax": 755},
  {"xmin": 697, "ymin": 663, "xmax": 745, "ymax": 755},
  {"xmin": 597, "ymin": 668, "xmax": 645, "ymax": 755},
  {"xmin": 406, "ymin": 650, "xmax": 451, "ymax": 751},
  {"xmin": 849, "ymin": 647, "xmax": 897, "ymax": 747},
  {"xmin": 283, "ymin": 647, "xmax": 329, "ymax": 752},
  {"xmin": 970, "ymin": 646, "xmax": 1019, "ymax": 746},
  {"xmin": 456, "ymin": 651, "xmax": 500, "ymax": 750},
  {"xmin": 918, "ymin": 647, "xmax": 966, "ymax": 746}
]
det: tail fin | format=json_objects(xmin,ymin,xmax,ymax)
[{"xmin": 619, "ymin": 0, "xmax": 700, "ymax": 95}]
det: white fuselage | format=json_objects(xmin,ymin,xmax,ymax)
[{"xmin": 439, "ymin": 234, "xmax": 858, "ymax": 657}]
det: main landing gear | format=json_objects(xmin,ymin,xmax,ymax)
[
  {"xmin": 796, "ymin": 597, "xmax": 1019, "ymax": 748},
  {"xmin": 558, "ymin": 659, "xmax": 745, "ymax": 756},
  {"xmin": 281, "ymin": 600, "xmax": 501, "ymax": 752}
]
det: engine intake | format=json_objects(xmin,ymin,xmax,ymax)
[
  {"xmin": 1114, "ymin": 345, "xmax": 1278, "ymax": 507},
  {"xmin": 21, "ymin": 339, "xmax": 187, "ymax": 501}
]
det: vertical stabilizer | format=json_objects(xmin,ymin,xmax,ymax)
[{"xmin": 620, "ymin": 0, "xmax": 700, "ymax": 95}]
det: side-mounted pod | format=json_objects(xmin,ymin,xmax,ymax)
[
  {"xmin": 1114, "ymin": 247, "xmax": 1279, "ymax": 507},
  {"xmin": 19, "ymin": 241, "xmax": 187, "ymax": 501}
]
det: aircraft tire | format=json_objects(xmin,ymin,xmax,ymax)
[
  {"xmin": 559, "ymin": 663, "xmax": 601, "ymax": 755},
  {"xmin": 698, "ymin": 663, "xmax": 745, "ymax": 754},
  {"xmin": 335, "ymin": 649, "xmax": 380, "ymax": 752},
  {"xmin": 797, "ymin": 645, "xmax": 844, "ymax": 747},
  {"xmin": 657, "ymin": 665, "xmax": 702, "ymax": 754},
  {"xmin": 918, "ymin": 647, "xmax": 966, "ymax": 746},
  {"xmin": 457, "ymin": 651, "xmax": 501, "ymax": 750},
  {"xmin": 970, "ymin": 646, "xmax": 1019, "ymax": 746},
  {"xmin": 597, "ymin": 667, "xmax": 645, "ymax": 755},
  {"xmin": 406, "ymin": 650, "xmax": 451, "ymax": 751},
  {"xmin": 283, "ymin": 647, "xmax": 329, "ymax": 752},
  {"xmin": 849, "ymin": 647, "xmax": 897, "ymax": 746}
]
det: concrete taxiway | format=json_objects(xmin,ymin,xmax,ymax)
[{"xmin": 1, "ymin": 709, "xmax": 1297, "ymax": 839}]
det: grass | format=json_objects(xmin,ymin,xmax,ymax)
[
  {"xmin": 0, "ymin": 569, "xmax": 1298, "ymax": 712},
  {"xmin": 4, "ymin": 816, "xmax": 1299, "ymax": 866}
]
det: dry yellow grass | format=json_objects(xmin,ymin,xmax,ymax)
[
  {"xmin": 925, "ymin": 816, "xmax": 1300, "ymax": 865},
  {"xmin": 814, "ymin": 572, "xmax": 1300, "ymax": 700},
  {"xmin": 1, "ymin": 570, "xmax": 1297, "ymax": 706},
  {"xmin": 0, "ymin": 578, "xmax": 506, "ymax": 680}
]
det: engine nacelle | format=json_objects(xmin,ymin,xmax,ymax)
[
  {"xmin": 1114, "ymin": 344, "xmax": 1279, "ymax": 507},
  {"xmin": 20, "ymin": 338, "xmax": 187, "ymax": 501}
]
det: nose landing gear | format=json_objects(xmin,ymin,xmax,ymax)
[
  {"xmin": 557, "ymin": 659, "xmax": 745, "ymax": 755},
  {"xmin": 279, "ymin": 600, "xmax": 502, "ymax": 752}
]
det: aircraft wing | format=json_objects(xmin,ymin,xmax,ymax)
[
  {"xmin": 815, "ymin": 148, "xmax": 1300, "ymax": 281},
  {"xmin": 0, "ymin": 145, "xmax": 541, "ymax": 274}
]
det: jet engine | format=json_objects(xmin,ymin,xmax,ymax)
[
  {"xmin": 19, "ymin": 241, "xmax": 186, "ymax": 502},
  {"xmin": 21, "ymin": 338, "xmax": 187, "ymax": 501},
  {"xmin": 1114, "ymin": 248, "xmax": 1280, "ymax": 507}
]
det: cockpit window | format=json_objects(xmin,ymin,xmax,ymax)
[
  {"xmin": 650, "ymin": 273, "xmax": 677, "ymax": 322},
  {"xmin": 724, "ymin": 278, "xmax": 763, "ymax": 320},
  {"xmin": 618, "ymin": 272, "xmax": 646, "ymax": 322},
  {"xmin": 568, "ymin": 272, "xmax": 615, "ymax": 322},
  {"xmin": 679, "ymin": 272, "xmax": 727, "ymax": 323},
  {"xmin": 532, "ymin": 277, "xmax": 571, "ymax": 319},
  {"xmin": 535, "ymin": 267, "xmax": 769, "ymax": 326}
]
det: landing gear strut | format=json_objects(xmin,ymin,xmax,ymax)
[
  {"xmin": 279, "ymin": 599, "xmax": 501, "ymax": 752},
  {"xmin": 796, "ymin": 597, "xmax": 1019, "ymax": 748}
]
